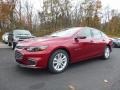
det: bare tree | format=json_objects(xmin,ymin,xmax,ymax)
[{"xmin": 24, "ymin": 1, "xmax": 33, "ymax": 31}]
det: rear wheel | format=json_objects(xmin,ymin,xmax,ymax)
[
  {"xmin": 102, "ymin": 46, "xmax": 110, "ymax": 60},
  {"xmin": 48, "ymin": 49, "xmax": 69, "ymax": 73}
]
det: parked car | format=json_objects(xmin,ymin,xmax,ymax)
[
  {"xmin": 112, "ymin": 38, "xmax": 120, "ymax": 48},
  {"xmin": 15, "ymin": 27, "xmax": 112, "ymax": 73},
  {"xmin": 8, "ymin": 29, "xmax": 35, "ymax": 49},
  {"xmin": 2, "ymin": 32, "xmax": 9, "ymax": 43}
]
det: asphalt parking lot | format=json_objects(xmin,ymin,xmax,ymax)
[{"xmin": 0, "ymin": 43, "xmax": 120, "ymax": 90}]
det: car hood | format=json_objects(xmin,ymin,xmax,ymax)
[
  {"xmin": 16, "ymin": 35, "xmax": 34, "ymax": 38},
  {"xmin": 17, "ymin": 36, "xmax": 70, "ymax": 46}
]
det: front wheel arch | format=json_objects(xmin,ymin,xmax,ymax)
[
  {"xmin": 49, "ymin": 47, "xmax": 71, "ymax": 63},
  {"xmin": 48, "ymin": 48, "xmax": 70, "ymax": 73}
]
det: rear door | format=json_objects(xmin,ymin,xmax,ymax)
[{"xmin": 91, "ymin": 29, "xmax": 106, "ymax": 55}]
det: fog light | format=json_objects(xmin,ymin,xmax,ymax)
[{"xmin": 27, "ymin": 59, "xmax": 37, "ymax": 65}]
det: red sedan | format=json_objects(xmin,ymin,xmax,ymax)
[{"xmin": 15, "ymin": 27, "xmax": 112, "ymax": 73}]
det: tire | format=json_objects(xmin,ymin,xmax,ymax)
[
  {"xmin": 48, "ymin": 49, "xmax": 69, "ymax": 73},
  {"xmin": 114, "ymin": 43, "xmax": 120, "ymax": 48},
  {"xmin": 12, "ymin": 42, "xmax": 16, "ymax": 50},
  {"xmin": 102, "ymin": 46, "xmax": 110, "ymax": 60},
  {"xmin": 8, "ymin": 42, "xmax": 12, "ymax": 46},
  {"xmin": 114, "ymin": 43, "xmax": 118, "ymax": 48},
  {"xmin": 4, "ymin": 42, "xmax": 8, "ymax": 44},
  {"xmin": 112, "ymin": 43, "xmax": 115, "ymax": 48}
]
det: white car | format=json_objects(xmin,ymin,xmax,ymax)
[
  {"xmin": 2, "ymin": 32, "xmax": 9, "ymax": 43},
  {"xmin": 8, "ymin": 30, "xmax": 35, "ymax": 49}
]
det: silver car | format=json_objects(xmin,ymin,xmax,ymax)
[{"xmin": 8, "ymin": 29, "xmax": 35, "ymax": 49}]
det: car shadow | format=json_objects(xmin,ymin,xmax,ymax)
[
  {"xmin": 15, "ymin": 65, "xmax": 51, "ymax": 76},
  {"xmin": 69, "ymin": 57, "xmax": 104, "ymax": 68},
  {"xmin": 14, "ymin": 57, "xmax": 106, "ymax": 76}
]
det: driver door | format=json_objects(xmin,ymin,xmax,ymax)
[{"xmin": 73, "ymin": 28, "xmax": 95, "ymax": 62}]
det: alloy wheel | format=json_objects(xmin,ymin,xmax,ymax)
[
  {"xmin": 104, "ymin": 47, "xmax": 110, "ymax": 59},
  {"xmin": 53, "ymin": 53, "xmax": 68, "ymax": 72}
]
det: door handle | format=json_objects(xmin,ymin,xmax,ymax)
[{"xmin": 90, "ymin": 40, "xmax": 94, "ymax": 43}]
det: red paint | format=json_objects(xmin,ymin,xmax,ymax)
[{"xmin": 15, "ymin": 27, "xmax": 112, "ymax": 69}]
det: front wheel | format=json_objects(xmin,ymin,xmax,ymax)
[
  {"xmin": 102, "ymin": 46, "xmax": 110, "ymax": 60},
  {"xmin": 48, "ymin": 49, "xmax": 69, "ymax": 73},
  {"xmin": 8, "ymin": 42, "xmax": 12, "ymax": 46}
]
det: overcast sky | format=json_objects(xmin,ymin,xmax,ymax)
[
  {"xmin": 101, "ymin": 0, "xmax": 120, "ymax": 10},
  {"xmin": 28, "ymin": 0, "xmax": 120, "ymax": 11}
]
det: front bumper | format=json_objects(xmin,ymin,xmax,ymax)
[
  {"xmin": 15, "ymin": 50, "xmax": 50, "ymax": 69},
  {"xmin": 17, "ymin": 63, "xmax": 39, "ymax": 69}
]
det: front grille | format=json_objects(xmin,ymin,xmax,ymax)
[
  {"xmin": 15, "ymin": 51, "xmax": 23, "ymax": 60},
  {"xmin": 27, "ymin": 59, "xmax": 36, "ymax": 65}
]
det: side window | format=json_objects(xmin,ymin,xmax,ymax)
[
  {"xmin": 92, "ymin": 29, "xmax": 102, "ymax": 39},
  {"xmin": 77, "ymin": 29, "xmax": 92, "ymax": 38}
]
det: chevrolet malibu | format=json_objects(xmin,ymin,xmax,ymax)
[{"xmin": 15, "ymin": 27, "xmax": 112, "ymax": 73}]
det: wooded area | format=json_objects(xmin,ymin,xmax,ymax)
[{"xmin": 0, "ymin": 0, "xmax": 120, "ymax": 39}]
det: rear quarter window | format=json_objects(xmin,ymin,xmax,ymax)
[{"xmin": 92, "ymin": 29, "xmax": 102, "ymax": 39}]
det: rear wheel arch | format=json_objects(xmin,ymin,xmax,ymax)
[
  {"xmin": 106, "ymin": 44, "xmax": 112, "ymax": 52},
  {"xmin": 102, "ymin": 45, "xmax": 111, "ymax": 60}
]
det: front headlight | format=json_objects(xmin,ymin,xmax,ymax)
[{"xmin": 26, "ymin": 46, "xmax": 48, "ymax": 52}]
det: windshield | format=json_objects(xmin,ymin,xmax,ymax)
[
  {"xmin": 50, "ymin": 28, "xmax": 80, "ymax": 37},
  {"xmin": 14, "ymin": 30, "xmax": 31, "ymax": 36}
]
